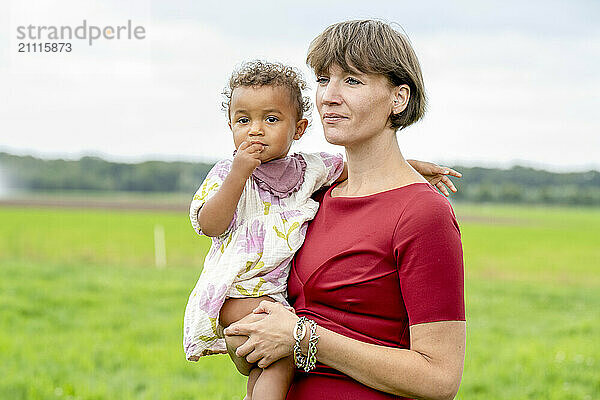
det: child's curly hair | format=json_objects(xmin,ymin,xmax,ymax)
[{"xmin": 222, "ymin": 60, "xmax": 312, "ymax": 124}]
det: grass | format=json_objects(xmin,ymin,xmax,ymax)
[
  {"xmin": 0, "ymin": 260, "xmax": 244, "ymax": 400},
  {"xmin": 0, "ymin": 207, "xmax": 204, "ymax": 268},
  {"xmin": 1, "ymin": 203, "xmax": 599, "ymax": 399},
  {"xmin": 463, "ymin": 279, "xmax": 598, "ymax": 399},
  {"xmin": 455, "ymin": 204, "xmax": 600, "ymax": 286}
]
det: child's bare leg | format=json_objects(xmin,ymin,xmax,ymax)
[
  {"xmin": 225, "ymin": 331, "xmax": 255, "ymax": 376},
  {"xmin": 246, "ymin": 367, "xmax": 262, "ymax": 400},
  {"xmin": 219, "ymin": 296, "xmax": 275, "ymax": 392},
  {"xmin": 252, "ymin": 355, "xmax": 295, "ymax": 400}
]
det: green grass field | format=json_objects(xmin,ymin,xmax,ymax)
[{"xmin": 1, "ymin": 203, "xmax": 598, "ymax": 399}]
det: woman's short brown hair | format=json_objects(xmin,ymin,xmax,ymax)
[
  {"xmin": 222, "ymin": 60, "xmax": 312, "ymax": 123},
  {"xmin": 307, "ymin": 20, "xmax": 426, "ymax": 131}
]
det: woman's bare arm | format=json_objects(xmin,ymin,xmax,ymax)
[
  {"xmin": 314, "ymin": 320, "xmax": 465, "ymax": 400},
  {"xmin": 226, "ymin": 302, "xmax": 465, "ymax": 400}
]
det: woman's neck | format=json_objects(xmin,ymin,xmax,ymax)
[{"xmin": 338, "ymin": 129, "xmax": 427, "ymax": 197}]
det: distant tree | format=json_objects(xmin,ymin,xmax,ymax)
[{"xmin": 1, "ymin": 152, "xmax": 598, "ymax": 206}]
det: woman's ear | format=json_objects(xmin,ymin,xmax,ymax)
[
  {"xmin": 392, "ymin": 84, "xmax": 410, "ymax": 115},
  {"xmin": 294, "ymin": 119, "xmax": 309, "ymax": 140}
]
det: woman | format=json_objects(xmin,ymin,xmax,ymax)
[{"xmin": 224, "ymin": 20, "xmax": 466, "ymax": 400}]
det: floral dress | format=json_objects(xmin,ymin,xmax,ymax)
[{"xmin": 183, "ymin": 152, "xmax": 344, "ymax": 360}]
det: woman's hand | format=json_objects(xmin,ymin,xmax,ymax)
[
  {"xmin": 407, "ymin": 159, "xmax": 462, "ymax": 197},
  {"xmin": 223, "ymin": 301, "xmax": 299, "ymax": 368}
]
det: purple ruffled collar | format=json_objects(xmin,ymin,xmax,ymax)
[
  {"xmin": 231, "ymin": 151, "xmax": 306, "ymax": 198},
  {"xmin": 247, "ymin": 153, "xmax": 307, "ymax": 198}
]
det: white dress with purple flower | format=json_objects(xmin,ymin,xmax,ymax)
[{"xmin": 183, "ymin": 152, "xmax": 344, "ymax": 360}]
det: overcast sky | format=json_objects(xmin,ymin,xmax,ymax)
[{"xmin": 1, "ymin": 0, "xmax": 599, "ymax": 171}]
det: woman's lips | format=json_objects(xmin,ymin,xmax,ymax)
[{"xmin": 322, "ymin": 113, "xmax": 348, "ymax": 123}]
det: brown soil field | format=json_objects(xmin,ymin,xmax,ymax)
[
  {"xmin": 0, "ymin": 197, "xmax": 187, "ymax": 212},
  {"xmin": 0, "ymin": 196, "xmax": 527, "ymax": 225}
]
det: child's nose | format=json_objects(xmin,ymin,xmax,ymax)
[{"xmin": 249, "ymin": 123, "xmax": 264, "ymax": 136}]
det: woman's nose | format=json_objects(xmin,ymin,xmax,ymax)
[{"xmin": 320, "ymin": 82, "xmax": 342, "ymax": 105}]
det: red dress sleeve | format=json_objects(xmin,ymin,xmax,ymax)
[{"xmin": 393, "ymin": 190, "xmax": 465, "ymax": 325}]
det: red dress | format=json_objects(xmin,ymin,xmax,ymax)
[{"xmin": 286, "ymin": 183, "xmax": 465, "ymax": 400}]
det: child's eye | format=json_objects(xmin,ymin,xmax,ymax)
[
  {"xmin": 345, "ymin": 77, "xmax": 363, "ymax": 85},
  {"xmin": 266, "ymin": 116, "xmax": 279, "ymax": 123},
  {"xmin": 316, "ymin": 76, "xmax": 329, "ymax": 85},
  {"xmin": 237, "ymin": 117, "xmax": 249, "ymax": 124}
]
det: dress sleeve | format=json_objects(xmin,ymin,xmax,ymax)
[
  {"xmin": 315, "ymin": 152, "xmax": 344, "ymax": 187},
  {"xmin": 189, "ymin": 159, "xmax": 236, "ymax": 237},
  {"xmin": 392, "ymin": 188, "xmax": 465, "ymax": 325}
]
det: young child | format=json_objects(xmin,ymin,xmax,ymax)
[
  {"xmin": 183, "ymin": 60, "xmax": 460, "ymax": 400},
  {"xmin": 184, "ymin": 60, "xmax": 343, "ymax": 400}
]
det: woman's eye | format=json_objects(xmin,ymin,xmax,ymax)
[
  {"xmin": 316, "ymin": 76, "xmax": 329, "ymax": 85},
  {"xmin": 266, "ymin": 116, "xmax": 279, "ymax": 123},
  {"xmin": 346, "ymin": 77, "xmax": 362, "ymax": 85}
]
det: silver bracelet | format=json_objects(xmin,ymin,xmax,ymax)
[
  {"xmin": 293, "ymin": 317, "xmax": 308, "ymax": 369},
  {"xmin": 304, "ymin": 319, "xmax": 320, "ymax": 372},
  {"xmin": 292, "ymin": 317, "xmax": 320, "ymax": 372}
]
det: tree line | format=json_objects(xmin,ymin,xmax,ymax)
[{"xmin": 1, "ymin": 152, "xmax": 598, "ymax": 206}]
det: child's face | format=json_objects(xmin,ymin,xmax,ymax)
[{"xmin": 228, "ymin": 85, "xmax": 308, "ymax": 163}]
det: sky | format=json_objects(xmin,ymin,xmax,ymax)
[{"xmin": 1, "ymin": 0, "xmax": 599, "ymax": 171}]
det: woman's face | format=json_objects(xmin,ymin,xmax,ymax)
[{"xmin": 315, "ymin": 64, "xmax": 407, "ymax": 147}]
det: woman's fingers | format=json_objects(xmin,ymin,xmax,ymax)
[
  {"xmin": 245, "ymin": 349, "xmax": 261, "ymax": 364},
  {"xmin": 253, "ymin": 300, "xmax": 277, "ymax": 314},
  {"xmin": 226, "ymin": 302, "xmax": 297, "ymax": 367},
  {"xmin": 243, "ymin": 343, "xmax": 274, "ymax": 367},
  {"xmin": 224, "ymin": 322, "xmax": 251, "ymax": 337},
  {"xmin": 257, "ymin": 356, "xmax": 272, "ymax": 369},
  {"xmin": 245, "ymin": 349, "xmax": 273, "ymax": 368},
  {"xmin": 234, "ymin": 336, "xmax": 254, "ymax": 358},
  {"xmin": 235, "ymin": 338, "xmax": 270, "ymax": 366}
]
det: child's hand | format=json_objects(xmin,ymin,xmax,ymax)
[
  {"xmin": 232, "ymin": 141, "xmax": 265, "ymax": 177},
  {"xmin": 407, "ymin": 159, "xmax": 462, "ymax": 197}
]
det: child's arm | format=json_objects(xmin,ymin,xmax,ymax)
[
  {"xmin": 407, "ymin": 159, "xmax": 462, "ymax": 197},
  {"xmin": 334, "ymin": 160, "xmax": 462, "ymax": 196},
  {"xmin": 198, "ymin": 141, "xmax": 264, "ymax": 237},
  {"xmin": 334, "ymin": 163, "xmax": 349, "ymax": 183}
]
